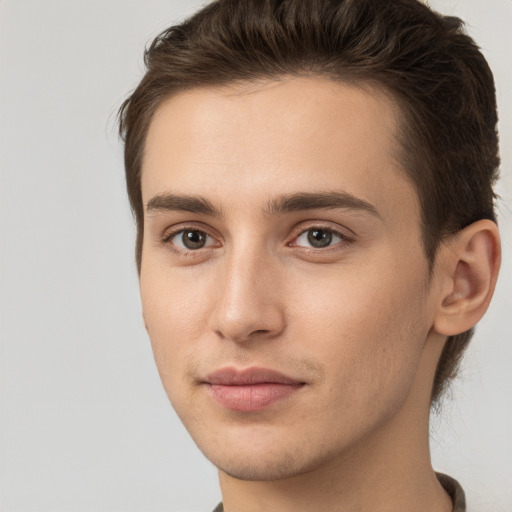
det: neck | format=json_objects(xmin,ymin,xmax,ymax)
[{"xmin": 218, "ymin": 335, "xmax": 453, "ymax": 512}]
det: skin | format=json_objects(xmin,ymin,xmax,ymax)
[{"xmin": 139, "ymin": 77, "xmax": 499, "ymax": 511}]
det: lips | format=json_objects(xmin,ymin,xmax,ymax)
[{"xmin": 203, "ymin": 367, "xmax": 305, "ymax": 412}]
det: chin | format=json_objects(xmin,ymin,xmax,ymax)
[
  {"xmin": 213, "ymin": 451, "xmax": 313, "ymax": 481},
  {"xmin": 196, "ymin": 430, "xmax": 337, "ymax": 482}
]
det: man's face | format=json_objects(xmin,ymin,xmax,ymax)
[{"xmin": 140, "ymin": 78, "xmax": 442, "ymax": 480}]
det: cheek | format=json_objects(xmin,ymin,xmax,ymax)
[
  {"xmin": 140, "ymin": 265, "xmax": 213, "ymax": 378},
  {"xmin": 291, "ymin": 256, "xmax": 430, "ymax": 407}
]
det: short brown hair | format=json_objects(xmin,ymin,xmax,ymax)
[{"xmin": 118, "ymin": 0, "xmax": 500, "ymax": 405}]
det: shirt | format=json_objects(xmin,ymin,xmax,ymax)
[{"xmin": 211, "ymin": 472, "xmax": 466, "ymax": 512}]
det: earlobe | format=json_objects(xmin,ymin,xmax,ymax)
[{"xmin": 434, "ymin": 219, "xmax": 501, "ymax": 336}]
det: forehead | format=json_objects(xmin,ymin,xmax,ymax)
[{"xmin": 141, "ymin": 77, "xmax": 419, "ymax": 224}]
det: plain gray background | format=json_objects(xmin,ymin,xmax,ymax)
[{"xmin": 0, "ymin": 1, "xmax": 510, "ymax": 510}]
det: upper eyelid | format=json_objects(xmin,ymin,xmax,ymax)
[
  {"xmin": 289, "ymin": 228, "xmax": 352, "ymax": 249},
  {"xmin": 161, "ymin": 223, "xmax": 220, "ymax": 242},
  {"xmin": 291, "ymin": 221, "xmax": 355, "ymax": 240},
  {"xmin": 296, "ymin": 228, "xmax": 346, "ymax": 240}
]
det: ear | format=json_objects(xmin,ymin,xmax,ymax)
[{"xmin": 434, "ymin": 219, "xmax": 501, "ymax": 337}]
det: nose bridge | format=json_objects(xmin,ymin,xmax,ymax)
[{"xmin": 212, "ymin": 238, "xmax": 285, "ymax": 342}]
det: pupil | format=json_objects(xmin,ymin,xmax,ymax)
[
  {"xmin": 307, "ymin": 229, "xmax": 332, "ymax": 248},
  {"xmin": 183, "ymin": 230, "xmax": 206, "ymax": 249}
]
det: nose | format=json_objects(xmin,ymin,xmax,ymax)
[{"xmin": 210, "ymin": 247, "xmax": 286, "ymax": 344}]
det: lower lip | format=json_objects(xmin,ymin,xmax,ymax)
[{"xmin": 206, "ymin": 383, "xmax": 303, "ymax": 412}]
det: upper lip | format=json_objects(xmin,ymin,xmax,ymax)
[{"xmin": 204, "ymin": 367, "xmax": 304, "ymax": 386}]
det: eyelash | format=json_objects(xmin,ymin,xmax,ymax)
[
  {"xmin": 289, "ymin": 226, "xmax": 353, "ymax": 250},
  {"xmin": 161, "ymin": 227, "xmax": 218, "ymax": 256},
  {"xmin": 160, "ymin": 224, "xmax": 354, "ymax": 255}
]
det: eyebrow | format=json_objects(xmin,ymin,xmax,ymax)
[
  {"xmin": 145, "ymin": 191, "xmax": 382, "ymax": 220},
  {"xmin": 266, "ymin": 191, "xmax": 382, "ymax": 219},
  {"xmin": 146, "ymin": 194, "xmax": 219, "ymax": 216}
]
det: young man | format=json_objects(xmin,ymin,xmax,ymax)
[{"xmin": 118, "ymin": 1, "xmax": 501, "ymax": 510}]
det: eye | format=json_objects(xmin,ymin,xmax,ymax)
[
  {"xmin": 294, "ymin": 228, "xmax": 346, "ymax": 248},
  {"xmin": 166, "ymin": 229, "xmax": 217, "ymax": 251}
]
